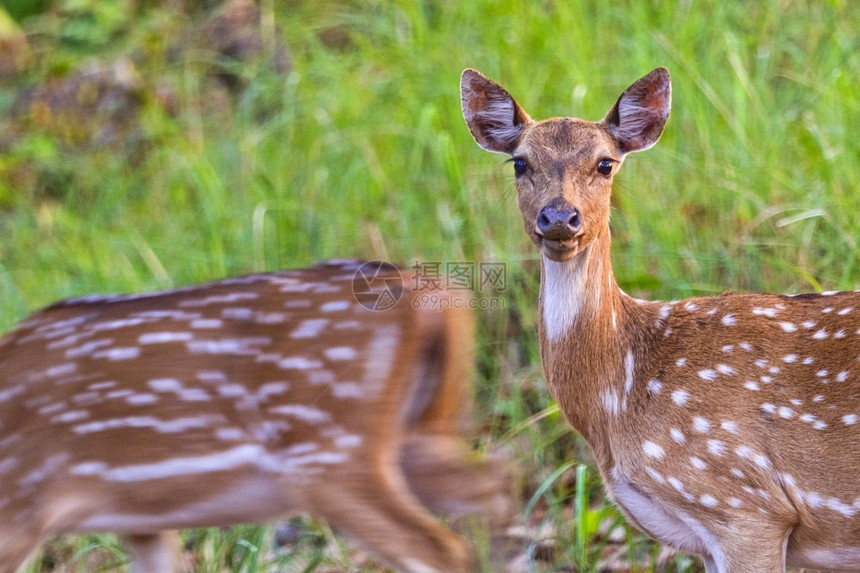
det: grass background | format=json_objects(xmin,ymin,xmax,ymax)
[{"xmin": 0, "ymin": 0, "xmax": 858, "ymax": 570}]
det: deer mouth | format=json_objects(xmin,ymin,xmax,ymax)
[{"xmin": 539, "ymin": 238, "xmax": 580, "ymax": 262}]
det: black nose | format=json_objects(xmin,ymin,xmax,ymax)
[{"xmin": 536, "ymin": 200, "xmax": 581, "ymax": 240}]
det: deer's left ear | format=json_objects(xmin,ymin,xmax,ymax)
[{"xmin": 600, "ymin": 67, "xmax": 671, "ymax": 154}]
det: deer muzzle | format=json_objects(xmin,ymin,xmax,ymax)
[{"xmin": 535, "ymin": 199, "xmax": 581, "ymax": 240}]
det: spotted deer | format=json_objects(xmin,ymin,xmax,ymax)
[
  {"xmin": 461, "ymin": 67, "xmax": 860, "ymax": 571},
  {"xmin": 0, "ymin": 260, "xmax": 510, "ymax": 573}
]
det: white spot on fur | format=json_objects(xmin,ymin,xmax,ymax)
[
  {"xmin": 92, "ymin": 347, "xmax": 140, "ymax": 361},
  {"xmin": 126, "ymin": 394, "xmax": 158, "ymax": 406},
  {"xmin": 290, "ymin": 319, "xmax": 330, "ymax": 339},
  {"xmin": 721, "ymin": 314, "xmax": 736, "ymax": 326},
  {"xmin": 51, "ymin": 410, "xmax": 90, "ymax": 424},
  {"xmin": 139, "ymin": 332, "xmax": 194, "ymax": 344},
  {"xmin": 645, "ymin": 466, "xmax": 666, "ymax": 484},
  {"xmin": 647, "ymin": 378, "xmax": 662, "ymax": 394},
  {"xmin": 333, "ymin": 434, "xmax": 363, "ymax": 448},
  {"xmin": 752, "ymin": 307, "xmax": 778, "ymax": 317},
  {"xmin": 269, "ymin": 405, "xmax": 332, "ymax": 424},
  {"xmin": 721, "ymin": 421, "xmax": 739, "ymax": 434},
  {"xmin": 690, "ymin": 456, "xmax": 707, "ymax": 470},
  {"xmin": 698, "ymin": 369, "xmax": 717, "ymax": 381},
  {"xmin": 643, "ymin": 440, "xmax": 665, "ymax": 459},
  {"xmin": 73, "ymin": 415, "xmax": 221, "ymax": 435},
  {"xmin": 671, "ymin": 389, "xmax": 690, "ymax": 406},
  {"xmin": 624, "ymin": 351, "xmax": 635, "ymax": 395},
  {"xmin": 716, "ymin": 364, "xmax": 735, "ymax": 375},
  {"xmin": 601, "ymin": 390, "xmax": 620, "ymax": 417},
  {"xmin": 71, "ymin": 444, "xmax": 347, "ymax": 482},
  {"xmin": 65, "ymin": 339, "xmax": 114, "ymax": 358},
  {"xmin": 670, "ymin": 428, "xmax": 686, "ymax": 443},
  {"xmin": 699, "ymin": 494, "xmax": 718, "ymax": 507},
  {"xmin": 320, "ymin": 300, "xmax": 352, "ymax": 312},
  {"xmin": 278, "ymin": 356, "xmax": 324, "ymax": 370},
  {"xmin": 191, "ymin": 319, "xmax": 222, "ymax": 329},
  {"xmin": 707, "ymin": 440, "xmax": 726, "ymax": 456},
  {"xmin": 324, "ymin": 346, "xmax": 357, "ymax": 361},
  {"xmin": 692, "ymin": 416, "xmax": 710, "ymax": 433},
  {"xmin": 843, "ymin": 414, "xmax": 858, "ymax": 426}
]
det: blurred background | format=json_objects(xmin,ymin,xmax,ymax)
[{"xmin": 0, "ymin": 0, "xmax": 857, "ymax": 570}]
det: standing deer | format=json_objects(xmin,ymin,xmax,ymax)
[
  {"xmin": 0, "ymin": 260, "xmax": 509, "ymax": 573},
  {"xmin": 461, "ymin": 67, "xmax": 860, "ymax": 571}
]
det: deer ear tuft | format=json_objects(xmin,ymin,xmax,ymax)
[
  {"xmin": 460, "ymin": 69, "xmax": 531, "ymax": 155},
  {"xmin": 601, "ymin": 67, "xmax": 671, "ymax": 154}
]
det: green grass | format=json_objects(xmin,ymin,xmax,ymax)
[{"xmin": 1, "ymin": 0, "xmax": 859, "ymax": 570}]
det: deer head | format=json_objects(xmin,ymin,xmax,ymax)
[{"xmin": 460, "ymin": 68, "xmax": 671, "ymax": 263}]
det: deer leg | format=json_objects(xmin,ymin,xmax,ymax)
[
  {"xmin": 401, "ymin": 434, "xmax": 511, "ymax": 527},
  {"xmin": 307, "ymin": 466, "xmax": 474, "ymax": 573},
  {"xmin": 703, "ymin": 529, "xmax": 788, "ymax": 573},
  {"xmin": 123, "ymin": 531, "xmax": 179, "ymax": 573},
  {"xmin": 0, "ymin": 516, "xmax": 42, "ymax": 573},
  {"xmin": 0, "ymin": 537, "xmax": 38, "ymax": 573}
]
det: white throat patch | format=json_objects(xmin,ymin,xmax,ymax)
[{"xmin": 541, "ymin": 255, "xmax": 590, "ymax": 342}]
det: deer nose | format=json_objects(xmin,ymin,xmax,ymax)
[{"xmin": 536, "ymin": 201, "xmax": 581, "ymax": 240}]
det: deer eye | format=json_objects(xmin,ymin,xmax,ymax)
[
  {"xmin": 512, "ymin": 157, "xmax": 528, "ymax": 177},
  {"xmin": 597, "ymin": 158, "xmax": 614, "ymax": 176}
]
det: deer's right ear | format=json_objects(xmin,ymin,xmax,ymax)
[{"xmin": 460, "ymin": 69, "xmax": 531, "ymax": 155}]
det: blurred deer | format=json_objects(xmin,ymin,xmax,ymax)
[{"xmin": 0, "ymin": 260, "xmax": 509, "ymax": 572}]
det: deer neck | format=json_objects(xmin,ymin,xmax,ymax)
[{"xmin": 538, "ymin": 228, "xmax": 654, "ymax": 466}]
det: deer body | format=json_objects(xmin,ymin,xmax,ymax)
[
  {"xmin": 462, "ymin": 68, "xmax": 860, "ymax": 571},
  {"xmin": 0, "ymin": 260, "xmax": 508, "ymax": 572}
]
